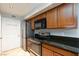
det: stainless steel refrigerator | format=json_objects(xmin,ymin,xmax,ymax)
[{"xmin": 21, "ymin": 20, "xmax": 34, "ymax": 51}]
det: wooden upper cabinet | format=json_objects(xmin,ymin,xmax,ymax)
[
  {"xmin": 31, "ymin": 13, "xmax": 46, "ymax": 30},
  {"xmin": 30, "ymin": 3, "xmax": 77, "ymax": 29},
  {"xmin": 36, "ymin": 13, "xmax": 46, "ymax": 20},
  {"xmin": 46, "ymin": 8, "xmax": 58, "ymax": 28},
  {"xmin": 58, "ymin": 4, "xmax": 77, "ymax": 28},
  {"xmin": 31, "ymin": 18, "xmax": 35, "ymax": 30}
]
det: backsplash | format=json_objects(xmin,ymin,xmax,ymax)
[
  {"xmin": 35, "ymin": 4, "xmax": 79, "ymax": 38},
  {"xmin": 35, "ymin": 29, "xmax": 79, "ymax": 38}
]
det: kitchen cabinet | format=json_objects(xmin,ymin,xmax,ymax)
[
  {"xmin": 36, "ymin": 13, "xmax": 46, "ymax": 20},
  {"xmin": 46, "ymin": 3, "xmax": 77, "ymax": 29},
  {"xmin": 42, "ymin": 47, "xmax": 53, "ymax": 56},
  {"xmin": 42, "ymin": 43, "xmax": 77, "ymax": 56},
  {"xmin": 53, "ymin": 52, "xmax": 62, "ymax": 56},
  {"xmin": 46, "ymin": 8, "xmax": 58, "ymax": 28},
  {"xmin": 31, "ymin": 18, "xmax": 35, "ymax": 30},
  {"xmin": 30, "ymin": 3, "xmax": 77, "ymax": 29},
  {"xmin": 58, "ymin": 4, "xmax": 77, "ymax": 28},
  {"xmin": 31, "ymin": 13, "xmax": 46, "ymax": 30}
]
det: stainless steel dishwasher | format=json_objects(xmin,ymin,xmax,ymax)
[{"xmin": 27, "ymin": 38, "xmax": 41, "ymax": 56}]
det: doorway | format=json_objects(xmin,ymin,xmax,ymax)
[{"xmin": 0, "ymin": 16, "xmax": 21, "ymax": 55}]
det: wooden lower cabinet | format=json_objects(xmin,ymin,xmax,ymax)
[
  {"xmin": 42, "ymin": 43, "xmax": 78, "ymax": 56},
  {"xmin": 42, "ymin": 47, "xmax": 62, "ymax": 56},
  {"xmin": 42, "ymin": 47, "xmax": 53, "ymax": 56},
  {"xmin": 53, "ymin": 52, "xmax": 63, "ymax": 56}
]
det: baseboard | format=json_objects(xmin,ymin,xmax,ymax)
[{"xmin": 2, "ymin": 47, "xmax": 20, "ymax": 53}]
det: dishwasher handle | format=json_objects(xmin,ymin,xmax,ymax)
[{"xmin": 29, "ymin": 39, "xmax": 41, "ymax": 45}]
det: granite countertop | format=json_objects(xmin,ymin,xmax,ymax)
[
  {"xmin": 34, "ymin": 34, "xmax": 79, "ymax": 53},
  {"xmin": 42, "ymin": 40, "xmax": 79, "ymax": 53}
]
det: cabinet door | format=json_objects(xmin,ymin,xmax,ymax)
[
  {"xmin": 42, "ymin": 47, "xmax": 53, "ymax": 56},
  {"xmin": 42, "ymin": 43, "xmax": 77, "ymax": 56},
  {"xmin": 46, "ymin": 8, "xmax": 57, "ymax": 28},
  {"xmin": 31, "ymin": 18, "xmax": 35, "ymax": 30},
  {"xmin": 58, "ymin": 4, "xmax": 77, "ymax": 28},
  {"xmin": 37, "ymin": 13, "xmax": 46, "ymax": 20},
  {"xmin": 53, "ymin": 52, "xmax": 63, "ymax": 56}
]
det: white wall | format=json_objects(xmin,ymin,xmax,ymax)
[
  {"xmin": 21, "ymin": 21, "xmax": 26, "ymax": 50},
  {"xmin": 0, "ymin": 14, "xmax": 1, "ymax": 38},
  {"xmin": 1, "ymin": 16, "xmax": 22, "ymax": 51},
  {"xmin": 0, "ymin": 14, "xmax": 1, "ymax": 54},
  {"xmin": 35, "ymin": 4, "xmax": 79, "ymax": 38},
  {"xmin": 0, "ymin": 39, "xmax": 1, "ymax": 54}
]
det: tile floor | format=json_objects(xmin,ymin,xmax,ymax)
[{"xmin": 0, "ymin": 48, "xmax": 30, "ymax": 56}]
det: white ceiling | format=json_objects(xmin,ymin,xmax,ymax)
[
  {"xmin": 0, "ymin": 3, "xmax": 61, "ymax": 19},
  {"xmin": 0, "ymin": 3, "xmax": 48, "ymax": 18}
]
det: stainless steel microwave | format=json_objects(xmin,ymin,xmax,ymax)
[{"xmin": 34, "ymin": 18, "xmax": 46, "ymax": 29}]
